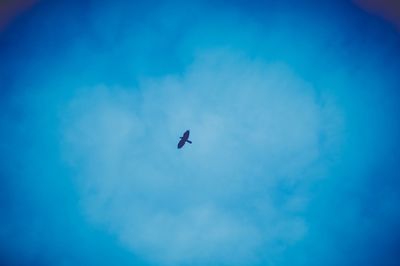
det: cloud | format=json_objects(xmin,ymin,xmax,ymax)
[
  {"xmin": 61, "ymin": 49, "xmax": 342, "ymax": 265},
  {"xmin": 2, "ymin": 1, "xmax": 400, "ymax": 265}
]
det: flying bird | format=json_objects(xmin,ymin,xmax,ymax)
[{"xmin": 178, "ymin": 130, "xmax": 192, "ymax": 149}]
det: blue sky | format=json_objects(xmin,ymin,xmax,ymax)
[{"xmin": 1, "ymin": 0, "xmax": 400, "ymax": 265}]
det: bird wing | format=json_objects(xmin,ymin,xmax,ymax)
[
  {"xmin": 183, "ymin": 130, "xmax": 190, "ymax": 139},
  {"xmin": 177, "ymin": 138, "xmax": 186, "ymax": 149}
]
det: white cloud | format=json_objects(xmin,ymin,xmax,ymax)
[{"xmin": 61, "ymin": 49, "xmax": 342, "ymax": 265}]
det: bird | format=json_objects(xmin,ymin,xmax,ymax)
[{"xmin": 177, "ymin": 130, "xmax": 192, "ymax": 149}]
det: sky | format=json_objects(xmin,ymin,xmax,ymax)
[{"xmin": 0, "ymin": 0, "xmax": 400, "ymax": 265}]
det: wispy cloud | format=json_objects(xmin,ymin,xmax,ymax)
[
  {"xmin": 2, "ymin": 1, "xmax": 400, "ymax": 265},
  {"xmin": 61, "ymin": 49, "xmax": 342, "ymax": 265}
]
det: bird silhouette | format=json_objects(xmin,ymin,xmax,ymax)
[{"xmin": 177, "ymin": 130, "xmax": 192, "ymax": 149}]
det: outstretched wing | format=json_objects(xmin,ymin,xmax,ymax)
[
  {"xmin": 177, "ymin": 138, "xmax": 186, "ymax": 149},
  {"xmin": 183, "ymin": 130, "xmax": 190, "ymax": 140}
]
